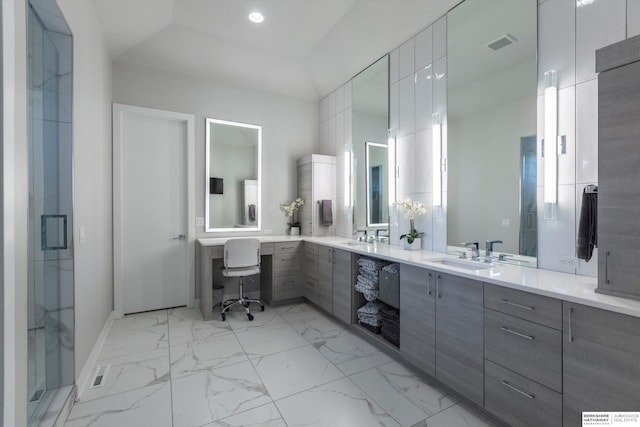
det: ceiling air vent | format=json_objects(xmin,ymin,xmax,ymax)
[{"xmin": 485, "ymin": 34, "xmax": 517, "ymax": 51}]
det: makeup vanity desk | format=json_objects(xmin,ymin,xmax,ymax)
[{"xmin": 197, "ymin": 236, "xmax": 304, "ymax": 320}]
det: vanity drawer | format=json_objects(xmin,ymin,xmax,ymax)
[
  {"xmin": 274, "ymin": 256, "xmax": 301, "ymax": 276},
  {"xmin": 304, "ymin": 242, "xmax": 318, "ymax": 255},
  {"xmin": 275, "ymin": 241, "xmax": 301, "ymax": 253},
  {"xmin": 260, "ymin": 243, "xmax": 274, "ymax": 255},
  {"xmin": 304, "ymin": 252, "xmax": 318, "ymax": 280},
  {"xmin": 304, "ymin": 277, "xmax": 318, "ymax": 304},
  {"xmin": 274, "ymin": 275, "xmax": 301, "ymax": 300},
  {"xmin": 484, "ymin": 308, "xmax": 562, "ymax": 392},
  {"xmin": 485, "ymin": 359, "xmax": 562, "ymax": 427},
  {"xmin": 484, "ymin": 284, "xmax": 562, "ymax": 329}
]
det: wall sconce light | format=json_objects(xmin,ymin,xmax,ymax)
[
  {"xmin": 543, "ymin": 69, "xmax": 559, "ymax": 219},
  {"xmin": 387, "ymin": 128, "xmax": 397, "ymax": 205},
  {"xmin": 432, "ymin": 113, "xmax": 443, "ymax": 207},
  {"xmin": 344, "ymin": 144, "xmax": 351, "ymax": 208}
]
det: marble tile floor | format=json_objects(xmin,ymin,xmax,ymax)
[{"xmin": 65, "ymin": 302, "xmax": 498, "ymax": 427}]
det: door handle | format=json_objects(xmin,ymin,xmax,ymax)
[
  {"xmin": 41, "ymin": 214, "xmax": 68, "ymax": 250},
  {"xmin": 171, "ymin": 234, "xmax": 186, "ymax": 240}
]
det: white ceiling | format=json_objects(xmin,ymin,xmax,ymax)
[{"xmin": 93, "ymin": 0, "xmax": 460, "ymax": 101}]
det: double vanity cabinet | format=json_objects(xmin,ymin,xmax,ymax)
[{"xmin": 197, "ymin": 237, "xmax": 640, "ymax": 426}]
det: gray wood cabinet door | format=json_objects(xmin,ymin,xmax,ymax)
[
  {"xmin": 563, "ymin": 302, "xmax": 640, "ymax": 426},
  {"xmin": 332, "ymin": 249, "xmax": 352, "ymax": 324},
  {"xmin": 435, "ymin": 272, "xmax": 484, "ymax": 406},
  {"xmin": 597, "ymin": 48, "xmax": 640, "ymax": 299},
  {"xmin": 318, "ymin": 245, "xmax": 333, "ymax": 312},
  {"xmin": 399, "ymin": 264, "xmax": 436, "ymax": 376}
]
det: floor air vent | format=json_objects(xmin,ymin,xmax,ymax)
[{"xmin": 89, "ymin": 364, "xmax": 110, "ymax": 389}]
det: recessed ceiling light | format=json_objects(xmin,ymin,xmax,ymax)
[{"xmin": 248, "ymin": 11, "xmax": 264, "ymax": 23}]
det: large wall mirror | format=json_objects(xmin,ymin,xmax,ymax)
[
  {"xmin": 352, "ymin": 55, "xmax": 390, "ymax": 230},
  {"xmin": 447, "ymin": 0, "xmax": 537, "ymax": 261},
  {"xmin": 205, "ymin": 118, "xmax": 262, "ymax": 232}
]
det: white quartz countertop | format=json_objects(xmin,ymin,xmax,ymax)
[{"xmin": 197, "ymin": 235, "xmax": 640, "ymax": 318}]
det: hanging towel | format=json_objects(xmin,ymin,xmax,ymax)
[
  {"xmin": 248, "ymin": 204, "xmax": 256, "ymax": 221},
  {"xmin": 576, "ymin": 187, "xmax": 597, "ymax": 262},
  {"xmin": 321, "ymin": 199, "xmax": 333, "ymax": 226}
]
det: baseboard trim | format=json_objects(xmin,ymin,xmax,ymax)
[{"xmin": 75, "ymin": 311, "xmax": 116, "ymax": 401}]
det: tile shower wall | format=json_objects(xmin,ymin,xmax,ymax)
[{"xmin": 323, "ymin": 0, "xmax": 631, "ymax": 277}]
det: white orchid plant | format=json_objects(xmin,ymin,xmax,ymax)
[
  {"xmin": 393, "ymin": 199, "xmax": 427, "ymax": 243},
  {"xmin": 280, "ymin": 197, "xmax": 305, "ymax": 227}
]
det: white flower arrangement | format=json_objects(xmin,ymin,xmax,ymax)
[
  {"xmin": 393, "ymin": 199, "xmax": 427, "ymax": 243},
  {"xmin": 280, "ymin": 197, "xmax": 304, "ymax": 227}
]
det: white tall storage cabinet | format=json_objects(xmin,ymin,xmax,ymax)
[{"xmin": 297, "ymin": 155, "xmax": 336, "ymax": 236}]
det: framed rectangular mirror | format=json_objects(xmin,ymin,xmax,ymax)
[
  {"xmin": 205, "ymin": 118, "xmax": 262, "ymax": 232},
  {"xmin": 366, "ymin": 142, "xmax": 388, "ymax": 227},
  {"xmin": 447, "ymin": 0, "xmax": 537, "ymax": 263}
]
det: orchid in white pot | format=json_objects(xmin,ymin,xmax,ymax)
[
  {"xmin": 280, "ymin": 197, "xmax": 304, "ymax": 233},
  {"xmin": 393, "ymin": 199, "xmax": 427, "ymax": 249}
]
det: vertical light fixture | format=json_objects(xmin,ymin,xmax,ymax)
[
  {"xmin": 432, "ymin": 112, "xmax": 442, "ymax": 207},
  {"xmin": 387, "ymin": 128, "xmax": 397, "ymax": 205},
  {"xmin": 543, "ymin": 69, "xmax": 558, "ymax": 219},
  {"xmin": 344, "ymin": 144, "xmax": 351, "ymax": 208}
]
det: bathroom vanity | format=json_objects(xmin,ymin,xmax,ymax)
[{"xmin": 197, "ymin": 235, "xmax": 640, "ymax": 427}]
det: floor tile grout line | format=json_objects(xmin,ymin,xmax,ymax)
[{"xmin": 344, "ymin": 372, "xmax": 428, "ymax": 427}]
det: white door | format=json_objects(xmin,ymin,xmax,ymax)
[{"xmin": 113, "ymin": 104, "xmax": 195, "ymax": 315}]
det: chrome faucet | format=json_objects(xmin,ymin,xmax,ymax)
[
  {"xmin": 354, "ymin": 229, "xmax": 368, "ymax": 242},
  {"xmin": 462, "ymin": 242, "xmax": 480, "ymax": 261},
  {"xmin": 485, "ymin": 240, "xmax": 503, "ymax": 262}
]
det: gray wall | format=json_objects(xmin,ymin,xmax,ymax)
[{"xmin": 112, "ymin": 61, "xmax": 320, "ymax": 237}]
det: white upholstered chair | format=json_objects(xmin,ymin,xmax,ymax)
[{"xmin": 220, "ymin": 238, "xmax": 264, "ymax": 321}]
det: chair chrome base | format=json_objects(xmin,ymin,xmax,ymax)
[{"xmin": 220, "ymin": 277, "xmax": 264, "ymax": 321}]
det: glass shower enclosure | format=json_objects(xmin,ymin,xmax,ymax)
[{"xmin": 27, "ymin": 1, "xmax": 74, "ymax": 425}]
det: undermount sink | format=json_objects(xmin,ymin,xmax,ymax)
[
  {"xmin": 430, "ymin": 258, "xmax": 493, "ymax": 271},
  {"xmin": 343, "ymin": 240, "xmax": 370, "ymax": 246}
]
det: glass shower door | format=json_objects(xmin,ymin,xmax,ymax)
[{"xmin": 27, "ymin": 2, "xmax": 74, "ymax": 425}]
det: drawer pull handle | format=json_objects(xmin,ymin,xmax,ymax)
[
  {"xmin": 568, "ymin": 307, "xmax": 575, "ymax": 343},
  {"xmin": 501, "ymin": 299, "xmax": 535, "ymax": 311},
  {"xmin": 605, "ymin": 251, "xmax": 611, "ymax": 284},
  {"xmin": 280, "ymin": 246, "xmax": 295, "ymax": 249},
  {"xmin": 501, "ymin": 326, "xmax": 535, "ymax": 340},
  {"xmin": 501, "ymin": 381, "xmax": 535, "ymax": 400},
  {"xmin": 428, "ymin": 273, "xmax": 433, "ymax": 296}
]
